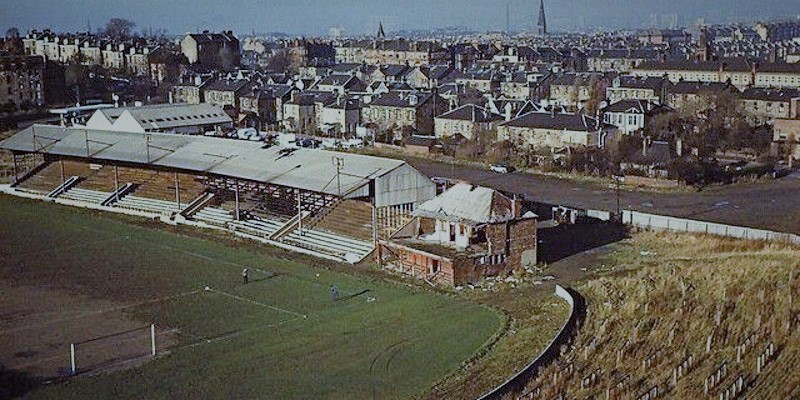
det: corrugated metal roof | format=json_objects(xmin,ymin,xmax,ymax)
[
  {"xmin": 98, "ymin": 103, "xmax": 232, "ymax": 130},
  {"xmin": 413, "ymin": 183, "xmax": 513, "ymax": 225},
  {"xmin": 1, "ymin": 125, "xmax": 405, "ymax": 196}
]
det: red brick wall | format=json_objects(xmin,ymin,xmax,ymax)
[
  {"xmin": 379, "ymin": 242, "xmax": 455, "ymax": 285},
  {"xmin": 508, "ymin": 218, "xmax": 537, "ymax": 269}
]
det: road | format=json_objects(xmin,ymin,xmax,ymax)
[{"xmin": 407, "ymin": 159, "xmax": 800, "ymax": 235}]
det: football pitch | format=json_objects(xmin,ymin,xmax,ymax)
[{"xmin": 0, "ymin": 195, "xmax": 504, "ymax": 399}]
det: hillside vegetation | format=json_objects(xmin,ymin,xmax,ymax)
[{"xmin": 515, "ymin": 231, "xmax": 800, "ymax": 399}]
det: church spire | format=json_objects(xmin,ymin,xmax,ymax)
[
  {"xmin": 537, "ymin": 0, "xmax": 547, "ymax": 36},
  {"xmin": 377, "ymin": 21, "xmax": 386, "ymax": 39}
]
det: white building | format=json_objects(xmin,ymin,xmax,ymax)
[{"xmin": 85, "ymin": 103, "xmax": 232, "ymax": 134}]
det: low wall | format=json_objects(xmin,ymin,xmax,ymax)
[
  {"xmin": 476, "ymin": 285, "xmax": 585, "ymax": 400},
  {"xmin": 622, "ymin": 175, "xmax": 682, "ymax": 188},
  {"xmin": 621, "ymin": 210, "xmax": 800, "ymax": 245}
]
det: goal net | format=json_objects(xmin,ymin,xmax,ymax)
[{"xmin": 69, "ymin": 324, "xmax": 156, "ymax": 375}]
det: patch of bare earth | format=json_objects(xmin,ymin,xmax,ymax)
[{"xmin": 0, "ymin": 280, "xmax": 179, "ymax": 379}]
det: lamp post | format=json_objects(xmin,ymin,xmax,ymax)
[
  {"xmin": 612, "ymin": 174, "xmax": 622, "ymax": 222},
  {"xmin": 332, "ymin": 156, "xmax": 344, "ymax": 196}
]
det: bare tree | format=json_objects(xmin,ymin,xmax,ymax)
[
  {"xmin": 102, "ymin": 18, "xmax": 137, "ymax": 40},
  {"xmin": 5, "ymin": 27, "xmax": 20, "ymax": 38},
  {"xmin": 584, "ymin": 75, "xmax": 606, "ymax": 116},
  {"xmin": 3, "ymin": 27, "xmax": 23, "ymax": 55}
]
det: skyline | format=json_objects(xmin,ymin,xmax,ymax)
[{"xmin": 2, "ymin": 0, "xmax": 800, "ymax": 37}]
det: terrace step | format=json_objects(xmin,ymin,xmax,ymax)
[
  {"xmin": 283, "ymin": 228, "xmax": 374, "ymax": 262},
  {"xmin": 115, "ymin": 195, "xmax": 185, "ymax": 215},
  {"xmin": 230, "ymin": 218, "xmax": 284, "ymax": 237},
  {"xmin": 59, "ymin": 188, "xmax": 113, "ymax": 204},
  {"xmin": 310, "ymin": 200, "xmax": 374, "ymax": 241},
  {"xmin": 194, "ymin": 207, "xmax": 235, "ymax": 226}
]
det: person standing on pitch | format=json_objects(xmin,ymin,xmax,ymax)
[
  {"xmin": 330, "ymin": 284, "xmax": 339, "ymax": 302},
  {"xmin": 242, "ymin": 268, "xmax": 249, "ymax": 285}
]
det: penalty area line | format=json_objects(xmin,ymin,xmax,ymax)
[{"xmin": 203, "ymin": 286, "xmax": 307, "ymax": 319}]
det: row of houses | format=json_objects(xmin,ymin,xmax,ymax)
[
  {"xmin": 610, "ymin": 76, "xmax": 800, "ymax": 123},
  {"xmin": 631, "ymin": 58, "xmax": 800, "ymax": 90},
  {"xmin": 21, "ymin": 30, "xmax": 160, "ymax": 76},
  {"xmin": 20, "ymin": 29, "xmax": 243, "ymax": 83}
]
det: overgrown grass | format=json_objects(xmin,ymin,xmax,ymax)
[
  {"xmin": 514, "ymin": 230, "xmax": 800, "ymax": 399},
  {"xmin": 427, "ymin": 287, "xmax": 569, "ymax": 400},
  {"xmin": 0, "ymin": 195, "xmax": 505, "ymax": 400}
]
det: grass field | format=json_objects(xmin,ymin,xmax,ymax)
[{"xmin": 0, "ymin": 195, "xmax": 505, "ymax": 399}]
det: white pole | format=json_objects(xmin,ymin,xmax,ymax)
[
  {"xmin": 151, "ymin": 324, "xmax": 156, "ymax": 356},
  {"xmin": 234, "ymin": 180, "xmax": 240, "ymax": 221},
  {"xmin": 70, "ymin": 343, "xmax": 76, "ymax": 374},
  {"xmin": 297, "ymin": 190, "xmax": 302, "ymax": 235}
]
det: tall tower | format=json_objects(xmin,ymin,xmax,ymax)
[
  {"xmin": 695, "ymin": 27, "xmax": 712, "ymax": 62},
  {"xmin": 377, "ymin": 21, "xmax": 386, "ymax": 39},
  {"xmin": 537, "ymin": 0, "xmax": 547, "ymax": 36}
]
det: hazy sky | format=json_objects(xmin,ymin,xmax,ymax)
[{"xmin": 2, "ymin": 0, "xmax": 799, "ymax": 36}]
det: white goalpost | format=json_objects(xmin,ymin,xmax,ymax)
[{"xmin": 69, "ymin": 323, "xmax": 157, "ymax": 375}]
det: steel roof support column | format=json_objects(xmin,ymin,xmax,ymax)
[
  {"xmin": 114, "ymin": 166, "xmax": 120, "ymax": 202},
  {"xmin": 12, "ymin": 153, "xmax": 19, "ymax": 186},
  {"xmin": 174, "ymin": 172, "xmax": 181, "ymax": 208},
  {"xmin": 59, "ymin": 158, "xmax": 65, "ymax": 187},
  {"xmin": 234, "ymin": 179, "xmax": 240, "ymax": 221},
  {"xmin": 297, "ymin": 189, "xmax": 303, "ymax": 236}
]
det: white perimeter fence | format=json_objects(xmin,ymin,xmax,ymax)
[{"xmin": 620, "ymin": 210, "xmax": 800, "ymax": 245}]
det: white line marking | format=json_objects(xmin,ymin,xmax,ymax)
[
  {"xmin": 204, "ymin": 287, "xmax": 306, "ymax": 318},
  {"xmin": 176, "ymin": 315, "xmax": 307, "ymax": 350}
]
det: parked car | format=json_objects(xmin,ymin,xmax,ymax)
[
  {"xmin": 490, "ymin": 164, "xmax": 514, "ymax": 174},
  {"xmin": 297, "ymin": 139, "xmax": 320, "ymax": 148},
  {"xmin": 341, "ymin": 139, "xmax": 364, "ymax": 149},
  {"xmin": 320, "ymin": 138, "xmax": 339, "ymax": 149}
]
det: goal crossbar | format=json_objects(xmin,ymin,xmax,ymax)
[{"xmin": 70, "ymin": 323, "xmax": 156, "ymax": 375}]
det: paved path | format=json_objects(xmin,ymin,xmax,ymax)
[{"xmin": 408, "ymin": 159, "xmax": 800, "ymax": 235}]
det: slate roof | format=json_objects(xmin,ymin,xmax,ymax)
[
  {"xmin": 612, "ymin": 75, "xmax": 669, "ymax": 90},
  {"xmin": 436, "ymin": 104, "xmax": 502, "ymax": 122},
  {"xmin": 602, "ymin": 99, "xmax": 671, "ymax": 115},
  {"xmin": 740, "ymin": 87, "xmax": 800, "ymax": 101},
  {"xmin": 203, "ymin": 78, "xmax": 252, "ymax": 93},
  {"xmin": 625, "ymin": 141, "xmax": 674, "ymax": 166},
  {"xmin": 669, "ymin": 81, "xmax": 738, "ymax": 95},
  {"xmin": 367, "ymin": 91, "xmax": 435, "ymax": 108},
  {"xmin": 241, "ymin": 84, "xmax": 295, "ymax": 100},
  {"xmin": 635, "ymin": 58, "xmax": 753, "ymax": 72},
  {"xmin": 318, "ymin": 74, "xmax": 357, "ymax": 86},
  {"xmin": 379, "ymin": 64, "xmax": 410, "ymax": 78},
  {"xmin": 188, "ymin": 32, "xmax": 238, "ymax": 44},
  {"xmin": 500, "ymin": 111, "xmax": 613, "ymax": 132},
  {"xmin": 586, "ymin": 49, "xmax": 661, "ymax": 59},
  {"xmin": 757, "ymin": 62, "xmax": 800, "ymax": 73}
]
